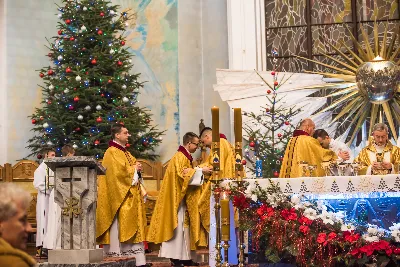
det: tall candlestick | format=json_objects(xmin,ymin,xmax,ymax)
[
  {"xmin": 212, "ymin": 106, "xmax": 220, "ymax": 141},
  {"xmin": 234, "ymin": 108, "xmax": 242, "ymax": 142},
  {"xmin": 220, "ymin": 192, "xmax": 230, "ymax": 241}
]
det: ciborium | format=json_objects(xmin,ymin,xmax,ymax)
[
  {"xmin": 351, "ymin": 162, "xmax": 361, "ymax": 176},
  {"xmin": 356, "ymin": 56, "xmax": 400, "ymax": 104}
]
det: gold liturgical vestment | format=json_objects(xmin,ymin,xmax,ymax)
[
  {"xmin": 96, "ymin": 142, "xmax": 146, "ymax": 244},
  {"xmin": 279, "ymin": 130, "xmax": 336, "ymax": 178},
  {"xmin": 147, "ymin": 147, "xmax": 207, "ymax": 250},
  {"xmin": 198, "ymin": 138, "xmax": 236, "ymax": 233},
  {"xmin": 354, "ymin": 141, "xmax": 400, "ymax": 175}
]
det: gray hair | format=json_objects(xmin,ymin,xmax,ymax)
[
  {"xmin": 373, "ymin": 123, "xmax": 389, "ymax": 133},
  {"xmin": 0, "ymin": 183, "xmax": 31, "ymax": 221}
]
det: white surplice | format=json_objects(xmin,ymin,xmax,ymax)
[
  {"xmin": 43, "ymin": 183, "xmax": 61, "ymax": 250},
  {"xmin": 33, "ymin": 162, "xmax": 53, "ymax": 247},
  {"xmin": 159, "ymin": 167, "xmax": 203, "ymax": 260}
]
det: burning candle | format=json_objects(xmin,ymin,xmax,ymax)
[
  {"xmin": 220, "ymin": 192, "xmax": 230, "ymax": 241},
  {"xmin": 234, "ymin": 108, "xmax": 242, "ymax": 142}
]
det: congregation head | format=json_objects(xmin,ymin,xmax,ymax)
[
  {"xmin": 313, "ymin": 129, "xmax": 330, "ymax": 149},
  {"xmin": 0, "ymin": 183, "xmax": 32, "ymax": 251},
  {"xmin": 200, "ymin": 127, "xmax": 212, "ymax": 146},
  {"xmin": 111, "ymin": 124, "xmax": 130, "ymax": 146},
  {"xmin": 183, "ymin": 132, "xmax": 200, "ymax": 153},
  {"xmin": 46, "ymin": 148, "xmax": 56, "ymax": 158},
  {"xmin": 372, "ymin": 123, "xmax": 389, "ymax": 147},
  {"xmin": 298, "ymin": 118, "xmax": 315, "ymax": 136},
  {"xmin": 62, "ymin": 144, "xmax": 75, "ymax": 157}
]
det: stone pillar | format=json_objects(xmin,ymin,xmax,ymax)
[{"xmin": 44, "ymin": 156, "xmax": 105, "ymax": 264}]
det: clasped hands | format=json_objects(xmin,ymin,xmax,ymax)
[
  {"xmin": 135, "ymin": 162, "xmax": 143, "ymax": 172},
  {"xmin": 372, "ymin": 161, "xmax": 392, "ymax": 170},
  {"xmin": 338, "ymin": 150, "xmax": 350, "ymax": 161},
  {"xmin": 182, "ymin": 166, "xmax": 213, "ymax": 175}
]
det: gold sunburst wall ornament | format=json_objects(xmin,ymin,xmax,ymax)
[{"xmin": 294, "ymin": 21, "xmax": 400, "ymax": 145}]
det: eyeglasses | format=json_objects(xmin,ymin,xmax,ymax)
[{"xmin": 190, "ymin": 142, "xmax": 200, "ymax": 147}]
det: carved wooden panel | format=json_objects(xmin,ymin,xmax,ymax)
[
  {"xmin": 28, "ymin": 193, "xmax": 37, "ymax": 231},
  {"xmin": 136, "ymin": 159, "xmax": 162, "ymax": 191},
  {"xmin": 11, "ymin": 160, "xmax": 39, "ymax": 182},
  {"xmin": 0, "ymin": 165, "xmax": 4, "ymax": 182}
]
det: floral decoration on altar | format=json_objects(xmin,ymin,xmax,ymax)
[{"xmin": 221, "ymin": 181, "xmax": 400, "ymax": 266}]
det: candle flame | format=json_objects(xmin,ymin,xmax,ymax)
[{"xmin": 373, "ymin": 56, "xmax": 384, "ymax": 61}]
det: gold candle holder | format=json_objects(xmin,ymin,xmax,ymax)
[
  {"xmin": 212, "ymin": 182, "xmax": 223, "ymax": 267},
  {"xmin": 235, "ymin": 142, "xmax": 244, "ymax": 181},
  {"xmin": 221, "ymin": 192, "xmax": 230, "ymax": 267}
]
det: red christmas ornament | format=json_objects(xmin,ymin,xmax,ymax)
[
  {"xmin": 64, "ymin": 37, "xmax": 69, "ymax": 41},
  {"xmin": 120, "ymin": 41, "xmax": 125, "ymax": 46},
  {"xmin": 66, "ymin": 67, "xmax": 72, "ymax": 73},
  {"xmin": 31, "ymin": 119, "xmax": 37, "ymax": 124},
  {"xmin": 37, "ymin": 154, "xmax": 43, "ymax": 159},
  {"xmin": 274, "ymin": 81, "xmax": 279, "ymax": 86},
  {"xmin": 125, "ymin": 143, "xmax": 131, "ymax": 148},
  {"xmin": 96, "ymin": 117, "xmax": 103, "ymax": 123},
  {"xmin": 82, "ymin": 47, "xmax": 86, "ymax": 51},
  {"xmin": 73, "ymin": 96, "xmax": 79, "ymax": 102},
  {"xmin": 58, "ymin": 30, "xmax": 63, "ymax": 35},
  {"xmin": 241, "ymin": 159, "xmax": 247, "ymax": 165},
  {"xmin": 107, "ymin": 79, "xmax": 112, "ymax": 84},
  {"xmin": 265, "ymin": 108, "xmax": 270, "ymax": 112},
  {"xmin": 69, "ymin": 36, "xmax": 75, "ymax": 41},
  {"xmin": 91, "ymin": 59, "xmax": 97, "ymax": 65},
  {"xmin": 100, "ymin": 12, "xmax": 105, "ymax": 17},
  {"xmin": 47, "ymin": 69, "xmax": 54, "ymax": 75},
  {"xmin": 101, "ymin": 93, "xmax": 105, "ymax": 97},
  {"xmin": 273, "ymin": 171, "xmax": 279, "ymax": 177},
  {"xmin": 145, "ymin": 119, "xmax": 150, "ymax": 124},
  {"xmin": 142, "ymin": 140, "xmax": 149, "ymax": 147},
  {"xmin": 85, "ymin": 71, "xmax": 89, "ymax": 75},
  {"xmin": 73, "ymin": 88, "xmax": 77, "ymax": 91},
  {"xmin": 47, "ymin": 52, "xmax": 53, "ymax": 57},
  {"xmin": 69, "ymin": 105, "xmax": 74, "ymax": 110},
  {"xmin": 97, "ymin": 30, "xmax": 103, "ymax": 35},
  {"xmin": 249, "ymin": 141, "xmax": 255, "ymax": 147},
  {"xmin": 284, "ymin": 121, "xmax": 290, "ymax": 125},
  {"xmin": 94, "ymin": 140, "xmax": 100, "ymax": 145},
  {"xmin": 117, "ymin": 61, "xmax": 123, "ymax": 66},
  {"xmin": 39, "ymin": 73, "xmax": 45, "ymax": 78},
  {"xmin": 267, "ymin": 90, "xmax": 271, "ymax": 94},
  {"xmin": 278, "ymin": 133, "xmax": 282, "ymax": 138},
  {"xmin": 47, "ymin": 100, "xmax": 52, "ymax": 104},
  {"xmin": 65, "ymin": 19, "xmax": 71, "ymax": 24},
  {"xmin": 40, "ymin": 116, "xmax": 44, "ymax": 120},
  {"xmin": 271, "ymin": 71, "xmax": 275, "ymax": 75},
  {"xmin": 75, "ymin": 127, "xmax": 81, "ymax": 131}
]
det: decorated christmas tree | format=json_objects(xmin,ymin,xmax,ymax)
[
  {"xmin": 27, "ymin": 0, "xmax": 163, "ymax": 160},
  {"xmin": 243, "ymin": 52, "xmax": 301, "ymax": 178}
]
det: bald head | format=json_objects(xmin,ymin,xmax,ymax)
[{"xmin": 299, "ymin": 118, "xmax": 316, "ymax": 136}]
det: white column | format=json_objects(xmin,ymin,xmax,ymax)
[
  {"xmin": 227, "ymin": 0, "xmax": 266, "ymax": 71},
  {"xmin": 0, "ymin": 0, "xmax": 7, "ymax": 165}
]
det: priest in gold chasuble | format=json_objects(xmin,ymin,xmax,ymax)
[
  {"xmin": 280, "ymin": 119, "xmax": 337, "ymax": 178},
  {"xmin": 354, "ymin": 123, "xmax": 400, "ymax": 175},
  {"xmin": 96, "ymin": 124, "xmax": 148, "ymax": 266},
  {"xmin": 147, "ymin": 132, "xmax": 212, "ymax": 266},
  {"xmin": 198, "ymin": 128, "xmax": 236, "ymax": 233}
]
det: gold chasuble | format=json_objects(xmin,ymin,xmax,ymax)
[
  {"xmin": 198, "ymin": 137, "xmax": 236, "ymax": 233},
  {"xmin": 96, "ymin": 141, "xmax": 146, "ymax": 244},
  {"xmin": 147, "ymin": 146, "xmax": 207, "ymax": 250},
  {"xmin": 280, "ymin": 130, "xmax": 337, "ymax": 178},
  {"xmin": 354, "ymin": 141, "xmax": 400, "ymax": 175}
]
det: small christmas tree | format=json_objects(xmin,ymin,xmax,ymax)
[
  {"xmin": 244, "ymin": 51, "xmax": 301, "ymax": 178},
  {"xmin": 27, "ymin": 0, "xmax": 163, "ymax": 160}
]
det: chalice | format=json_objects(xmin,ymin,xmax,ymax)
[
  {"xmin": 351, "ymin": 162, "xmax": 361, "ymax": 176},
  {"xmin": 308, "ymin": 165, "xmax": 317, "ymax": 177}
]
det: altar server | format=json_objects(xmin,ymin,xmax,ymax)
[{"xmin": 313, "ymin": 129, "xmax": 353, "ymax": 162}]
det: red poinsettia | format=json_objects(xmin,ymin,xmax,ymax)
[
  {"xmin": 317, "ymin": 233, "xmax": 327, "ymax": 246},
  {"xmin": 328, "ymin": 232, "xmax": 337, "ymax": 241},
  {"xmin": 232, "ymin": 193, "xmax": 250, "ymax": 210},
  {"xmin": 299, "ymin": 225, "xmax": 310, "ymax": 235},
  {"xmin": 343, "ymin": 231, "xmax": 360, "ymax": 243},
  {"xmin": 298, "ymin": 216, "xmax": 313, "ymax": 225},
  {"xmin": 257, "ymin": 204, "xmax": 275, "ymax": 219},
  {"xmin": 280, "ymin": 208, "xmax": 297, "ymax": 221}
]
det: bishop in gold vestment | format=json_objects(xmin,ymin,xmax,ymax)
[
  {"xmin": 198, "ymin": 128, "xmax": 235, "ymax": 233},
  {"xmin": 280, "ymin": 119, "xmax": 336, "ymax": 178},
  {"xmin": 96, "ymin": 125, "xmax": 147, "ymax": 266},
  {"xmin": 354, "ymin": 123, "xmax": 400, "ymax": 175},
  {"xmin": 147, "ymin": 132, "xmax": 211, "ymax": 266}
]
